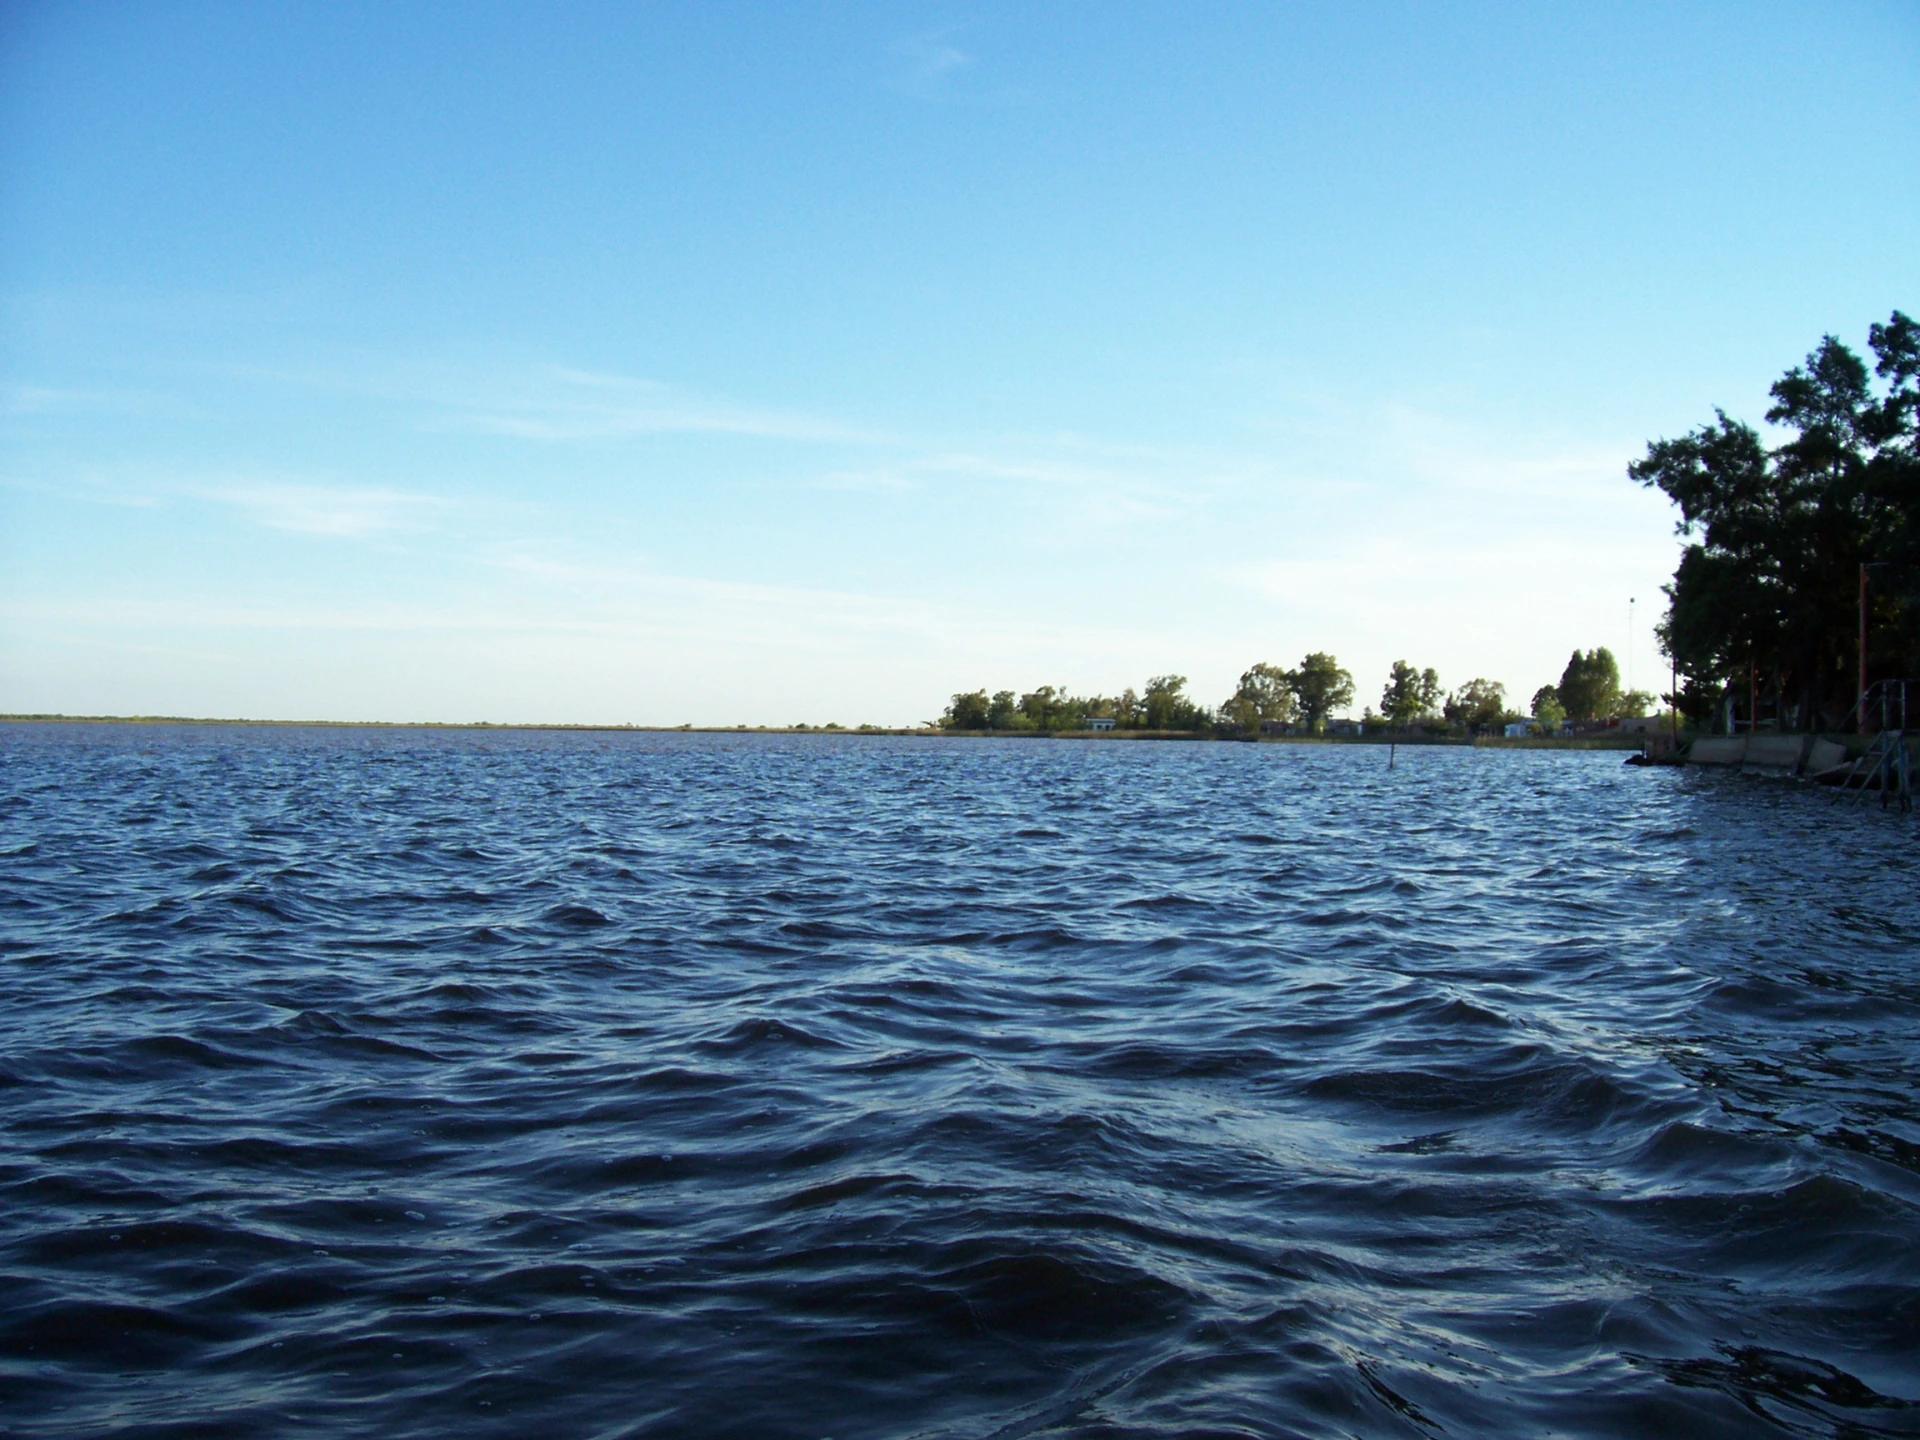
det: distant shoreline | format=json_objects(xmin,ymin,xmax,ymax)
[{"xmin": 0, "ymin": 714, "xmax": 1649, "ymax": 748}]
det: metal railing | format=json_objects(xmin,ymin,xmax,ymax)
[
  {"xmin": 1831, "ymin": 679, "xmax": 1914, "ymax": 812},
  {"xmin": 1836, "ymin": 678, "xmax": 1913, "ymax": 737}
]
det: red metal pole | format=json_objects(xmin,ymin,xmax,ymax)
[{"xmin": 1859, "ymin": 563, "xmax": 1869, "ymax": 735}]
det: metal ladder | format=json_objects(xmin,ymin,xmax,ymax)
[{"xmin": 1832, "ymin": 680, "xmax": 1913, "ymax": 812}]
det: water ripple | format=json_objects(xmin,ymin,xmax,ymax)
[{"xmin": 1, "ymin": 724, "xmax": 1917, "ymax": 1437}]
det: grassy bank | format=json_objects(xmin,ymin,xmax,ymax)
[{"xmin": 1471, "ymin": 734, "xmax": 1650, "ymax": 751}]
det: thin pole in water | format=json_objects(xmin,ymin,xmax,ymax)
[{"xmin": 1388, "ymin": 742, "xmax": 1395, "ymax": 769}]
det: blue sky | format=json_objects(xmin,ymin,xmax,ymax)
[{"xmin": 3, "ymin": 2, "xmax": 1916, "ymax": 724}]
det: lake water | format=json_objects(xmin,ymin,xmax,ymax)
[{"xmin": 2, "ymin": 724, "xmax": 1917, "ymax": 1439}]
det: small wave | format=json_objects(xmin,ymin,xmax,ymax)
[
  {"xmin": 1629, "ymin": 1119, "xmax": 1795, "ymax": 1182},
  {"xmin": 1118, "ymin": 892, "xmax": 1206, "ymax": 911},
  {"xmin": 119, "ymin": 1034, "xmax": 254, "ymax": 1069},
  {"xmin": 1639, "ymin": 1344, "xmax": 1919, "ymax": 1426},
  {"xmin": 1, "ymin": 1298, "xmax": 232, "ymax": 1363},
  {"xmin": 698, "ymin": 1016, "xmax": 843, "ymax": 1051},
  {"xmin": 4, "ymin": 726, "xmax": 1917, "ymax": 1440},
  {"xmin": 932, "ymin": 1246, "xmax": 1189, "ymax": 1343},
  {"xmin": 779, "ymin": 918, "xmax": 870, "ymax": 940},
  {"xmin": 775, "ymin": 1169, "xmax": 917, "ymax": 1211},
  {"xmin": 542, "ymin": 902, "xmax": 613, "ymax": 927}
]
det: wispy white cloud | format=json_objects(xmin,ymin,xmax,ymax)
[
  {"xmin": 0, "ymin": 470, "xmax": 165, "ymax": 508},
  {"xmin": 190, "ymin": 481, "xmax": 447, "ymax": 538},
  {"xmin": 198, "ymin": 355, "xmax": 882, "ymax": 446},
  {"xmin": 885, "ymin": 29, "xmax": 972, "ymax": 100},
  {"xmin": 904, "ymin": 440, "xmax": 1270, "ymax": 526},
  {"xmin": 1366, "ymin": 404, "xmax": 1636, "ymax": 501},
  {"xmin": 3, "ymin": 385, "xmax": 90, "ymax": 414},
  {"xmin": 812, "ymin": 468, "xmax": 917, "ymax": 493},
  {"xmin": 451, "ymin": 369, "xmax": 877, "ymax": 444},
  {"xmin": 0, "ymin": 565, "xmax": 952, "ymax": 650},
  {"xmin": 1, "ymin": 384, "xmax": 187, "ymax": 418},
  {"xmin": 120, "ymin": 352, "xmax": 1214, "ymax": 523}
]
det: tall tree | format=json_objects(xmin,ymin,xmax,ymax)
[
  {"xmin": 1443, "ymin": 678, "xmax": 1506, "ymax": 731},
  {"xmin": 1529, "ymin": 685, "xmax": 1565, "ymax": 728},
  {"xmin": 1557, "ymin": 649, "xmax": 1621, "ymax": 722},
  {"xmin": 1633, "ymin": 313, "xmax": 1920, "ymax": 728},
  {"xmin": 1287, "ymin": 653, "xmax": 1354, "ymax": 733},
  {"xmin": 1865, "ymin": 312, "xmax": 1920, "ymax": 670},
  {"xmin": 1142, "ymin": 675, "xmax": 1208, "ymax": 731},
  {"xmin": 1222, "ymin": 662, "xmax": 1297, "ymax": 733},
  {"xmin": 1018, "ymin": 686, "xmax": 1084, "ymax": 731},
  {"xmin": 942, "ymin": 690, "xmax": 991, "ymax": 730},
  {"xmin": 1380, "ymin": 661, "xmax": 1441, "ymax": 725}
]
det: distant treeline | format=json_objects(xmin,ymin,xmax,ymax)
[
  {"xmin": 1634, "ymin": 309, "xmax": 1918, "ymax": 729},
  {"xmin": 941, "ymin": 651, "xmax": 1656, "ymax": 736}
]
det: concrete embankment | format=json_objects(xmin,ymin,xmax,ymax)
[{"xmin": 1683, "ymin": 733, "xmax": 1912, "ymax": 775}]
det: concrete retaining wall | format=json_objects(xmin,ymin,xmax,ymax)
[{"xmin": 1686, "ymin": 734, "xmax": 1887, "ymax": 775}]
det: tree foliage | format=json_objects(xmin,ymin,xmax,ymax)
[
  {"xmin": 1221, "ymin": 662, "xmax": 1297, "ymax": 734},
  {"xmin": 1443, "ymin": 678, "xmax": 1506, "ymax": 730},
  {"xmin": 1631, "ymin": 311, "xmax": 1920, "ymax": 727},
  {"xmin": 939, "ymin": 676, "xmax": 1206, "ymax": 732},
  {"xmin": 1142, "ymin": 675, "xmax": 1208, "ymax": 731},
  {"xmin": 944, "ymin": 690, "xmax": 991, "ymax": 730},
  {"xmin": 1380, "ymin": 661, "xmax": 1442, "ymax": 725},
  {"xmin": 944, "ymin": 653, "xmax": 1552, "ymax": 738},
  {"xmin": 1287, "ymin": 653, "xmax": 1354, "ymax": 733},
  {"xmin": 1556, "ymin": 648, "xmax": 1620, "ymax": 722},
  {"xmin": 1529, "ymin": 685, "xmax": 1565, "ymax": 728}
]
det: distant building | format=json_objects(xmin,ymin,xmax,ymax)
[
  {"xmin": 1504, "ymin": 721, "xmax": 1531, "ymax": 738},
  {"xmin": 1084, "ymin": 716, "xmax": 1115, "ymax": 731}
]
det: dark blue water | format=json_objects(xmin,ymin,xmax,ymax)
[{"xmin": 2, "ymin": 725, "xmax": 1917, "ymax": 1439}]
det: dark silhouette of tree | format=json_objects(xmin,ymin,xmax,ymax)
[
  {"xmin": 1631, "ymin": 311, "xmax": 1919, "ymax": 728},
  {"xmin": 1556, "ymin": 648, "xmax": 1621, "ymax": 722}
]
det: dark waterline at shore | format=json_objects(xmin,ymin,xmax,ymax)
[{"xmin": 2, "ymin": 724, "xmax": 1916, "ymax": 1438}]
